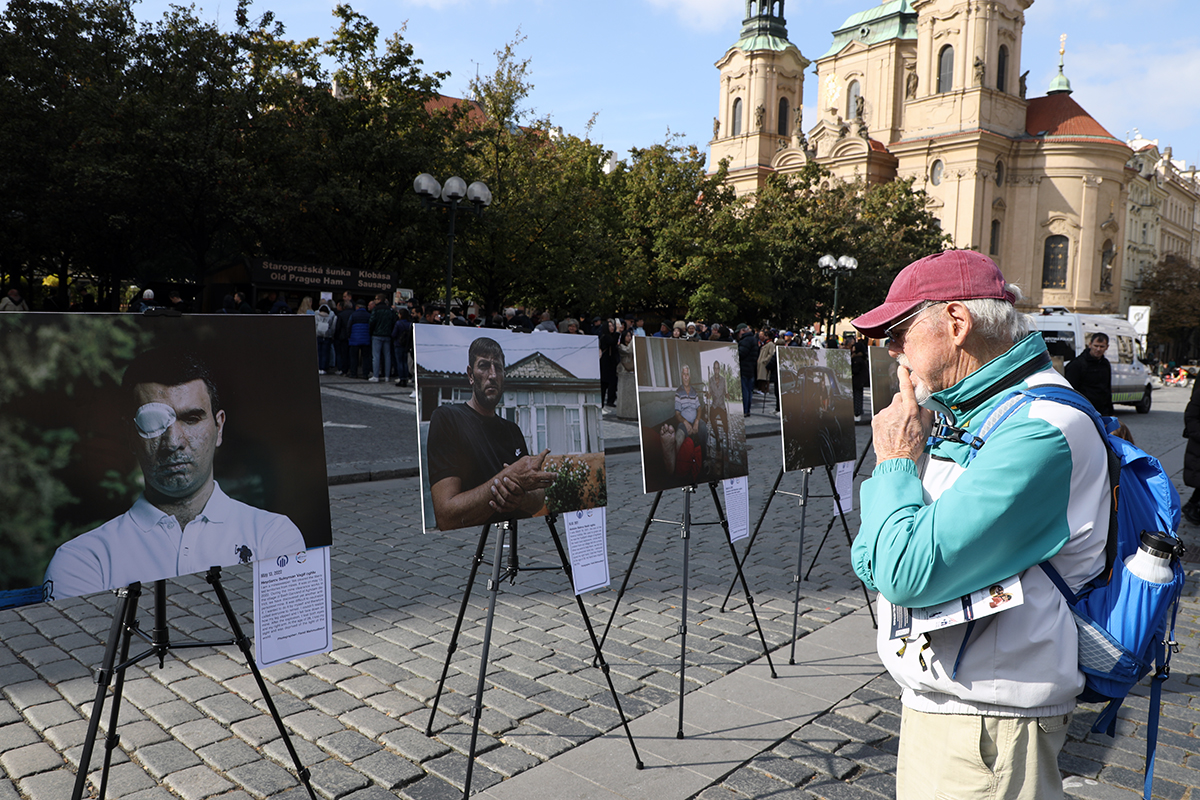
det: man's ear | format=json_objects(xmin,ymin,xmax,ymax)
[
  {"xmin": 944, "ymin": 302, "xmax": 974, "ymax": 346},
  {"xmin": 214, "ymin": 409, "xmax": 226, "ymax": 448}
]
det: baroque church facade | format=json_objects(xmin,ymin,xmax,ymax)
[{"xmin": 709, "ymin": 0, "xmax": 1138, "ymax": 316}]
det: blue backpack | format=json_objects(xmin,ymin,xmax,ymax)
[{"xmin": 971, "ymin": 385, "xmax": 1184, "ymax": 800}]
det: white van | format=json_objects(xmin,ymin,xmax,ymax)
[{"xmin": 1029, "ymin": 307, "xmax": 1153, "ymax": 413}]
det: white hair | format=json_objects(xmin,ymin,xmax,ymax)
[{"xmin": 960, "ymin": 282, "xmax": 1029, "ymax": 343}]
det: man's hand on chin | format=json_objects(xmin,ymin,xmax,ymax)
[{"xmin": 872, "ymin": 366, "xmax": 932, "ymax": 463}]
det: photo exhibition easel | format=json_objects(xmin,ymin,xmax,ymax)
[
  {"xmin": 425, "ymin": 516, "xmax": 643, "ymax": 799},
  {"xmin": 717, "ymin": 453, "xmax": 878, "ymax": 664},
  {"xmin": 73, "ymin": 570, "xmax": 317, "ymax": 800},
  {"xmin": 596, "ymin": 483, "xmax": 777, "ymax": 739}
]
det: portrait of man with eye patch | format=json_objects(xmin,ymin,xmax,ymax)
[{"xmin": 43, "ymin": 346, "xmax": 307, "ymax": 599}]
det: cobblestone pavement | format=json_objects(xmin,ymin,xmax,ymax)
[{"xmin": 2, "ymin": 391, "xmax": 1200, "ymax": 800}]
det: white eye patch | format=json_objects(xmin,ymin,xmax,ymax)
[{"xmin": 134, "ymin": 403, "xmax": 176, "ymax": 439}]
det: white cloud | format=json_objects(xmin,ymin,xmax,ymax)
[
  {"xmin": 1068, "ymin": 38, "xmax": 1200, "ymax": 161},
  {"xmin": 644, "ymin": 0, "xmax": 742, "ymax": 33}
]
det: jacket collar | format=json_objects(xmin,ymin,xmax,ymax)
[{"xmin": 928, "ymin": 333, "xmax": 1051, "ymax": 425}]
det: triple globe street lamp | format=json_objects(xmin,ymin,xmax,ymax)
[
  {"xmin": 818, "ymin": 253, "xmax": 858, "ymax": 343},
  {"xmin": 413, "ymin": 173, "xmax": 492, "ymax": 322}
]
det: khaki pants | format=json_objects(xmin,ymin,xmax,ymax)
[{"xmin": 896, "ymin": 707, "xmax": 1071, "ymax": 800}]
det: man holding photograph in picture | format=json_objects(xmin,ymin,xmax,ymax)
[{"xmin": 426, "ymin": 336, "xmax": 557, "ymax": 531}]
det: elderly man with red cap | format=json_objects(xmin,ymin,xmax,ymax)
[{"xmin": 850, "ymin": 250, "xmax": 1109, "ymax": 799}]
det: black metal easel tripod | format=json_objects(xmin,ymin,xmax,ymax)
[
  {"xmin": 717, "ymin": 437, "xmax": 879, "ymax": 661},
  {"xmin": 425, "ymin": 515, "xmax": 643, "ymax": 799},
  {"xmin": 595, "ymin": 482, "xmax": 778, "ymax": 740},
  {"xmin": 72, "ymin": 568, "xmax": 317, "ymax": 800}
]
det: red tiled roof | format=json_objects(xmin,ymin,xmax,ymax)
[
  {"xmin": 425, "ymin": 95, "xmax": 487, "ymax": 124},
  {"xmin": 868, "ymin": 138, "xmax": 889, "ymax": 153},
  {"xmin": 1025, "ymin": 94, "xmax": 1119, "ymax": 141}
]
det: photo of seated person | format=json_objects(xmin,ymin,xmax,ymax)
[
  {"xmin": 43, "ymin": 347, "xmax": 307, "ymax": 600},
  {"xmin": 426, "ymin": 336, "xmax": 557, "ymax": 531},
  {"xmin": 660, "ymin": 364, "xmax": 708, "ymax": 481},
  {"xmin": 634, "ymin": 336, "xmax": 747, "ymax": 493}
]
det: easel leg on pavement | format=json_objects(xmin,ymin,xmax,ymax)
[
  {"xmin": 596, "ymin": 490, "xmax": 662, "ymax": 654},
  {"xmin": 598, "ymin": 484, "xmax": 775, "ymax": 739},
  {"xmin": 73, "ymin": 571, "xmax": 317, "ymax": 800},
  {"xmin": 427, "ymin": 518, "xmax": 643, "ymax": 799},
  {"xmin": 805, "ymin": 460, "xmax": 876, "ymax": 627}
]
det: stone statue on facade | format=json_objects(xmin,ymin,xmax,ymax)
[
  {"xmin": 713, "ymin": 116, "xmax": 720, "ymax": 138},
  {"xmin": 905, "ymin": 69, "xmax": 918, "ymax": 99},
  {"xmin": 1019, "ymin": 70, "xmax": 1029, "ymax": 99},
  {"xmin": 974, "ymin": 57, "xmax": 985, "ymax": 86},
  {"xmin": 754, "ymin": 104, "xmax": 765, "ymax": 130}
]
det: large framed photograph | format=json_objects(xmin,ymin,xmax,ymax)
[
  {"xmin": 869, "ymin": 345, "xmax": 899, "ymax": 416},
  {"xmin": 0, "ymin": 314, "xmax": 332, "ymax": 608},
  {"xmin": 778, "ymin": 347, "xmax": 857, "ymax": 471},
  {"xmin": 414, "ymin": 326, "xmax": 606, "ymax": 532},
  {"xmin": 633, "ymin": 337, "xmax": 748, "ymax": 493}
]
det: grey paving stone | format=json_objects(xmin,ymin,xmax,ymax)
[
  {"xmin": 776, "ymin": 738, "xmax": 857, "ymax": 781},
  {"xmin": 0, "ymin": 743, "xmax": 63, "ymax": 779},
  {"xmin": 339, "ymin": 706, "xmax": 403, "ymax": 739},
  {"xmin": 422, "ymin": 751, "xmax": 502, "ymax": 793},
  {"xmin": 308, "ymin": 757, "xmax": 370, "ymax": 798},
  {"xmin": 196, "ymin": 738, "xmax": 261, "ymax": 772},
  {"xmin": 0, "ymin": 723, "xmax": 40, "ymax": 754},
  {"xmin": 144, "ymin": 699, "xmax": 204, "ymax": 729},
  {"xmin": 397, "ymin": 774, "xmax": 462, "ymax": 800},
  {"xmin": 172, "ymin": 676, "xmax": 225, "ymax": 703},
  {"xmin": 163, "ymin": 764, "xmax": 235, "ymax": 800},
  {"xmin": 16, "ymin": 769, "xmax": 76, "ymax": 800},
  {"xmin": 173, "ymin": 718, "xmax": 233, "ymax": 750},
  {"xmin": 228, "ymin": 758, "xmax": 302, "ymax": 799},
  {"xmin": 87, "ymin": 760, "xmax": 157, "ymax": 797},
  {"xmin": 285, "ymin": 709, "xmax": 345, "ymax": 742},
  {"xmin": 196, "ymin": 693, "xmax": 259, "ymax": 725},
  {"xmin": 379, "ymin": 727, "xmax": 450, "ymax": 763},
  {"xmin": 132, "ymin": 740, "xmax": 203, "ymax": 779},
  {"xmin": 123, "ymin": 677, "xmax": 180, "ymax": 711},
  {"xmin": 723, "ymin": 765, "xmax": 792, "ymax": 798},
  {"xmin": 318, "ymin": 729, "xmax": 380, "ymax": 761},
  {"xmin": 502, "ymin": 723, "xmax": 574, "ymax": 760},
  {"xmin": 42, "ymin": 719, "xmax": 88, "ymax": 752},
  {"xmin": 353, "ymin": 749, "xmax": 424, "ymax": 789},
  {"xmin": 337, "ymin": 675, "xmax": 391, "ymax": 700},
  {"xmin": 344, "ymin": 787, "xmax": 409, "ymax": 800},
  {"xmin": 475, "ymin": 743, "xmax": 540, "ymax": 778},
  {"xmin": 751, "ymin": 752, "xmax": 818, "ymax": 786},
  {"xmin": 3, "ymin": 682, "xmax": 59, "ymax": 711},
  {"xmin": 365, "ymin": 691, "xmax": 424, "ymax": 719}
]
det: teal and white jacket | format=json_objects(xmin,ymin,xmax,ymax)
[{"xmin": 853, "ymin": 333, "xmax": 1109, "ymax": 717}]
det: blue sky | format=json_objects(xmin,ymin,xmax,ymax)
[{"xmin": 129, "ymin": 0, "xmax": 1200, "ymax": 169}]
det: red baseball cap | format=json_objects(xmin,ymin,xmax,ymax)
[{"xmin": 851, "ymin": 250, "xmax": 1016, "ymax": 339}]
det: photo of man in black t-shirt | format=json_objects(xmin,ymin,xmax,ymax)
[{"xmin": 426, "ymin": 337, "xmax": 556, "ymax": 531}]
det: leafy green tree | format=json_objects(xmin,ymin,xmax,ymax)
[
  {"xmin": 611, "ymin": 142, "xmax": 761, "ymax": 321},
  {"xmin": 436, "ymin": 36, "xmax": 621, "ymax": 315},
  {"xmin": 1133, "ymin": 254, "xmax": 1200, "ymax": 361},
  {"xmin": 748, "ymin": 164, "xmax": 948, "ymax": 330},
  {"xmin": 0, "ymin": 316, "xmax": 153, "ymax": 595}
]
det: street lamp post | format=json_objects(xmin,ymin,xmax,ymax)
[
  {"xmin": 413, "ymin": 173, "xmax": 492, "ymax": 322},
  {"xmin": 818, "ymin": 253, "xmax": 857, "ymax": 342}
]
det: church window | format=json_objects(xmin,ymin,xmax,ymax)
[
  {"xmin": 1042, "ymin": 235, "xmax": 1069, "ymax": 289},
  {"xmin": 997, "ymin": 45, "xmax": 1009, "ymax": 93},
  {"xmin": 847, "ymin": 80, "xmax": 861, "ymax": 120},
  {"xmin": 989, "ymin": 220, "xmax": 1001, "ymax": 255},
  {"xmin": 732, "ymin": 98, "xmax": 743, "ymax": 136},
  {"xmin": 995, "ymin": 160, "xmax": 1005, "ymax": 186},
  {"xmin": 930, "ymin": 159, "xmax": 944, "ymax": 186},
  {"xmin": 938, "ymin": 45, "xmax": 954, "ymax": 93},
  {"xmin": 778, "ymin": 96, "xmax": 789, "ymax": 136}
]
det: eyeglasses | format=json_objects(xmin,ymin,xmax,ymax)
[{"xmin": 885, "ymin": 301, "xmax": 947, "ymax": 343}]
